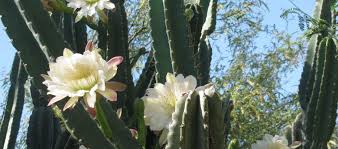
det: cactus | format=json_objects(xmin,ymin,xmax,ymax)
[
  {"xmin": 297, "ymin": 0, "xmax": 337, "ymax": 148},
  {"xmin": 292, "ymin": 113, "xmax": 303, "ymax": 144},
  {"xmin": 0, "ymin": 0, "xmax": 231, "ymax": 148},
  {"xmin": 165, "ymin": 87, "xmax": 228, "ymax": 149},
  {"xmin": 0, "ymin": 54, "xmax": 27, "ymax": 149},
  {"xmin": 149, "ymin": 0, "xmax": 172, "ymax": 83}
]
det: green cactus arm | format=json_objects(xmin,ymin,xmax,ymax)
[
  {"xmin": 312, "ymin": 38, "xmax": 337, "ymax": 144},
  {"xmin": 292, "ymin": 113, "xmax": 303, "ymax": 143},
  {"xmin": 134, "ymin": 99, "xmax": 147, "ymax": 148},
  {"xmin": 27, "ymin": 107, "xmax": 61, "ymax": 149},
  {"xmin": 52, "ymin": 104, "xmax": 116, "ymax": 149},
  {"xmin": 0, "ymin": 55, "xmax": 27, "ymax": 149},
  {"xmin": 14, "ymin": 0, "xmax": 70, "ymax": 59},
  {"xmin": 197, "ymin": 0, "xmax": 211, "ymax": 20},
  {"xmin": 299, "ymin": 0, "xmax": 323, "ymax": 107},
  {"xmin": 107, "ymin": 1, "xmax": 135, "ymax": 117},
  {"xmin": 327, "ymin": 39, "xmax": 338, "ymax": 142},
  {"xmin": 188, "ymin": 4, "xmax": 204, "ymax": 54},
  {"xmin": 61, "ymin": 14, "xmax": 76, "ymax": 49},
  {"xmin": 304, "ymin": 38, "xmax": 327, "ymax": 144},
  {"xmin": 98, "ymin": 21, "xmax": 108, "ymax": 58},
  {"xmin": 197, "ymin": 38, "xmax": 212, "ymax": 85},
  {"xmin": 303, "ymin": 1, "xmax": 335, "ymax": 146},
  {"xmin": 200, "ymin": 0, "xmax": 217, "ymax": 38},
  {"xmin": 74, "ymin": 20, "xmax": 88, "ymax": 53},
  {"xmin": 0, "ymin": 0, "xmax": 49, "ymax": 91},
  {"xmin": 180, "ymin": 91, "xmax": 199, "ymax": 149},
  {"xmin": 149, "ymin": 0, "xmax": 173, "ymax": 83},
  {"xmin": 96, "ymin": 99, "xmax": 141, "ymax": 148},
  {"xmin": 58, "ymin": 13, "xmax": 87, "ymax": 53},
  {"xmin": 208, "ymin": 94, "xmax": 226, "ymax": 149},
  {"xmin": 298, "ymin": 0, "xmax": 333, "ymax": 110},
  {"xmin": 165, "ymin": 94, "xmax": 187, "ymax": 149},
  {"xmin": 196, "ymin": 0, "xmax": 217, "ymax": 85},
  {"xmin": 95, "ymin": 99, "xmax": 114, "ymax": 140},
  {"xmin": 198, "ymin": 90, "xmax": 210, "ymax": 149},
  {"xmin": 298, "ymin": 35, "xmax": 318, "ymax": 110},
  {"xmin": 53, "ymin": 128, "xmax": 79, "ymax": 149},
  {"xmin": 163, "ymin": 0, "xmax": 196, "ymax": 76},
  {"xmin": 135, "ymin": 52, "xmax": 156, "ymax": 98}
]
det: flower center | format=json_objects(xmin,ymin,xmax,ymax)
[
  {"xmin": 85, "ymin": 0, "xmax": 99, "ymax": 5},
  {"xmin": 68, "ymin": 73, "xmax": 98, "ymax": 91},
  {"xmin": 163, "ymin": 92, "xmax": 176, "ymax": 114}
]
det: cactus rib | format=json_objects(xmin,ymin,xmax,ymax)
[
  {"xmin": 14, "ymin": 0, "xmax": 70, "ymax": 59},
  {"xmin": 165, "ymin": 94, "xmax": 187, "ymax": 149},
  {"xmin": 149, "ymin": 0, "xmax": 173, "ymax": 83},
  {"xmin": 163, "ymin": 0, "xmax": 196, "ymax": 76}
]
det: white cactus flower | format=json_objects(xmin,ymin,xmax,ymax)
[
  {"xmin": 43, "ymin": 47, "xmax": 125, "ymax": 110},
  {"xmin": 142, "ymin": 73, "xmax": 197, "ymax": 131},
  {"xmin": 251, "ymin": 134, "xmax": 290, "ymax": 149},
  {"xmin": 66, "ymin": 0, "xmax": 115, "ymax": 22}
]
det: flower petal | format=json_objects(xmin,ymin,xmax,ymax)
[
  {"xmin": 75, "ymin": 11, "xmax": 84, "ymax": 22},
  {"xmin": 48, "ymin": 96, "xmax": 66, "ymax": 106},
  {"xmin": 85, "ymin": 93, "xmax": 96, "ymax": 108},
  {"xmin": 41, "ymin": 74, "xmax": 51, "ymax": 80},
  {"xmin": 108, "ymin": 56, "xmax": 123, "ymax": 66},
  {"xmin": 184, "ymin": 75, "xmax": 197, "ymax": 90},
  {"xmin": 166, "ymin": 73, "xmax": 175, "ymax": 84},
  {"xmin": 105, "ymin": 81, "xmax": 126, "ymax": 91},
  {"xmin": 106, "ymin": 65, "xmax": 117, "ymax": 81},
  {"xmin": 63, "ymin": 97, "xmax": 79, "ymax": 111},
  {"xmin": 63, "ymin": 48, "xmax": 74, "ymax": 57},
  {"xmin": 105, "ymin": 57, "xmax": 123, "ymax": 80},
  {"xmin": 97, "ymin": 89, "xmax": 117, "ymax": 101},
  {"xmin": 104, "ymin": 2, "xmax": 115, "ymax": 10}
]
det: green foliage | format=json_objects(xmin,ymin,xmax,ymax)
[{"xmin": 214, "ymin": 27, "xmax": 305, "ymax": 146}]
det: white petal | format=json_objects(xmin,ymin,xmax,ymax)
[
  {"xmin": 85, "ymin": 93, "xmax": 96, "ymax": 108},
  {"xmin": 184, "ymin": 75, "xmax": 197, "ymax": 91},
  {"xmin": 63, "ymin": 48, "xmax": 74, "ymax": 57},
  {"xmin": 97, "ymin": 1, "xmax": 105, "ymax": 9},
  {"xmin": 75, "ymin": 12, "xmax": 84, "ymax": 22},
  {"xmin": 104, "ymin": 2, "xmax": 115, "ymax": 10},
  {"xmin": 165, "ymin": 73, "xmax": 175, "ymax": 84},
  {"xmin": 106, "ymin": 65, "xmax": 117, "ymax": 81},
  {"xmin": 48, "ymin": 96, "xmax": 66, "ymax": 106},
  {"xmin": 63, "ymin": 97, "xmax": 79, "ymax": 111},
  {"xmin": 143, "ymin": 97, "xmax": 172, "ymax": 131},
  {"xmin": 97, "ymin": 70, "xmax": 106, "ymax": 91}
]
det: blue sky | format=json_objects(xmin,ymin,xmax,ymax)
[{"xmin": 0, "ymin": 0, "xmax": 315, "ymax": 104}]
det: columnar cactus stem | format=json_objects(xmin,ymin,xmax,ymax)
[
  {"xmin": 0, "ymin": 54, "xmax": 27, "ymax": 149},
  {"xmin": 163, "ymin": 0, "xmax": 196, "ymax": 76}
]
